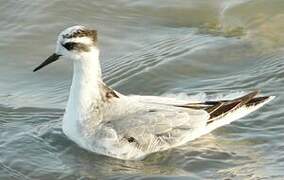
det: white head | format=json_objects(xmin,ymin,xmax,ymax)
[{"xmin": 33, "ymin": 25, "xmax": 99, "ymax": 72}]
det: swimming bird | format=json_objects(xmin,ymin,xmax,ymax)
[{"xmin": 33, "ymin": 25, "xmax": 274, "ymax": 160}]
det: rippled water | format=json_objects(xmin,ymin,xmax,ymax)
[{"xmin": 0, "ymin": 0, "xmax": 283, "ymax": 179}]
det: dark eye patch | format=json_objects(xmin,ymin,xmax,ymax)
[
  {"xmin": 62, "ymin": 42, "xmax": 75, "ymax": 50},
  {"xmin": 61, "ymin": 42, "xmax": 90, "ymax": 52}
]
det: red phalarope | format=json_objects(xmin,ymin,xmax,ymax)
[{"xmin": 33, "ymin": 25, "xmax": 274, "ymax": 160}]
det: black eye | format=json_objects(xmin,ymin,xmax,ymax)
[
  {"xmin": 62, "ymin": 42, "xmax": 76, "ymax": 50},
  {"xmin": 61, "ymin": 42, "xmax": 90, "ymax": 52}
]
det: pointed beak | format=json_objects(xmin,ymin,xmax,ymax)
[{"xmin": 33, "ymin": 53, "xmax": 61, "ymax": 72}]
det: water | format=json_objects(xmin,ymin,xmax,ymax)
[{"xmin": 0, "ymin": 0, "xmax": 283, "ymax": 179}]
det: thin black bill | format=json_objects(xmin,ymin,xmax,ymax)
[{"xmin": 33, "ymin": 53, "xmax": 61, "ymax": 72}]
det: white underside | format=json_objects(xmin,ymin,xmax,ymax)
[{"xmin": 62, "ymin": 91, "xmax": 274, "ymax": 160}]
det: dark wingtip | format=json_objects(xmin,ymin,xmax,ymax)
[{"xmin": 245, "ymin": 96, "xmax": 274, "ymax": 107}]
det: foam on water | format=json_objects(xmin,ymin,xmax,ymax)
[{"xmin": 162, "ymin": 91, "xmax": 248, "ymax": 103}]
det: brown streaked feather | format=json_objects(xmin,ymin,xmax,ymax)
[
  {"xmin": 179, "ymin": 90, "xmax": 260, "ymax": 108},
  {"xmin": 207, "ymin": 91, "xmax": 259, "ymax": 124},
  {"xmin": 100, "ymin": 84, "xmax": 119, "ymax": 101},
  {"xmin": 174, "ymin": 91, "xmax": 260, "ymax": 125},
  {"xmin": 207, "ymin": 101, "xmax": 242, "ymax": 124},
  {"xmin": 205, "ymin": 102, "xmax": 224, "ymax": 114},
  {"xmin": 245, "ymin": 96, "xmax": 270, "ymax": 107},
  {"xmin": 63, "ymin": 29, "xmax": 98, "ymax": 44},
  {"xmin": 106, "ymin": 90, "xmax": 119, "ymax": 99},
  {"xmin": 174, "ymin": 101, "xmax": 220, "ymax": 110}
]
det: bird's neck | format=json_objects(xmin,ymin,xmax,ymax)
[
  {"xmin": 63, "ymin": 49, "xmax": 104, "ymax": 142},
  {"xmin": 72, "ymin": 49, "xmax": 102, "ymax": 85}
]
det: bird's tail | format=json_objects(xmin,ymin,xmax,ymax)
[{"xmin": 205, "ymin": 90, "xmax": 274, "ymax": 132}]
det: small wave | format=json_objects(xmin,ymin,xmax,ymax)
[
  {"xmin": 103, "ymin": 32, "xmax": 224, "ymax": 87},
  {"xmin": 129, "ymin": 0, "xmax": 284, "ymax": 50}
]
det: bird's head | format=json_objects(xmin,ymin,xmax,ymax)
[{"xmin": 34, "ymin": 25, "xmax": 98, "ymax": 72}]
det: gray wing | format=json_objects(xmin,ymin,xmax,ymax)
[{"xmin": 105, "ymin": 106, "xmax": 209, "ymax": 152}]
